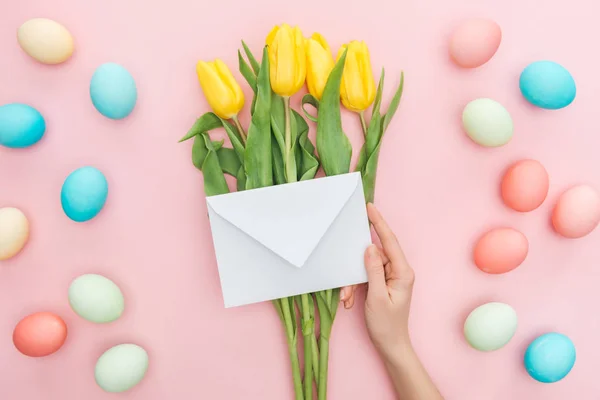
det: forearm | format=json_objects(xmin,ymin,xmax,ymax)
[{"xmin": 382, "ymin": 343, "xmax": 443, "ymax": 400}]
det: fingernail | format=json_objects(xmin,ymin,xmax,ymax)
[
  {"xmin": 367, "ymin": 245, "xmax": 378, "ymax": 260},
  {"xmin": 340, "ymin": 288, "xmax": 347, "ymax": 300}
]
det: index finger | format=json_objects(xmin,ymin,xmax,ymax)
[{"xmin": 367, "ymin": 203, "xmax": 410, "ymax": 273}]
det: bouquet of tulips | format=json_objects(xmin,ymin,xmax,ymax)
[{"xmin": 179, "ymin": 24, "xmax": 404, "ymax": 399}]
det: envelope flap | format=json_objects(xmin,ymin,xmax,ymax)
[{"xmin": 206, "ymin": 173, "xmax": 361, "ymax": 268}]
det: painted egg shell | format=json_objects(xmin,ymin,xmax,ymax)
[
  {"xmin": 474, "ymin": 228, "xmax": 528, "ymax": 274},
  {"xmin": 501, "ymin": 160, "xmax": 549, "ymax": 212},
  {"xmin": 13, "ymin": 312, "xmax": 67, "ymax": 357},
  {"xmin": 0, "ymin": 207, "xmax": 29, "ymax": 260},
  {"xmin": 520, "ymin": 61, "xmax": 576, "ymax": 109},
  {"xmin": 17, "ymin": 18, "xmax": 74, "ymax": 64},
  {"xmin": 90, "ymin": 63, "xmax": 137, "ymax": 119},
  {"xmin": 69, "ymin": 274, "xmax": 124, "ymax": 323},
  {"xmin": 464, "ymin": 302, "xmax": 517, "ymax": 352},
  {"xmin": 462, "ymin": 98, "xmax": 513, "ymax": 147},
  {"xmin": 525, "ymin": 333, "xmax": 576, "ymax": 383},
  {"xmin": 449, "ymin": 18, "xmax": 502, "ymax": 68},
  {"xmin": 95, "ymin": 344, "xmax": 149, "ymax": 393},
  {"xmin": 0, "ymin": 103, "xmax": 45, "ymax": 148},
  {"xmin": 552, "ymin": 185, "xmax": 600, "ymax": 238},
  {"xmin": 61, "ymin": 166, "xmax": 108, "ymax": 222}
]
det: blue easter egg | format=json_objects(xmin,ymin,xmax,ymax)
[
  {"xmin": 519, "ymin": 61, "xmax": 576, "ymax": 109},
  {"xmin": 524, "ymin": 333, "xmax": 576, "ymax": 383},
  {"xmin": 90, "ymin": 63, "xmax": 137, "ymax": 119},
  {"xmin": 0, "ymin": 103, "xmax": 45, "ymax": 148},
  {"xmin": 61, "ymin": 166, "xmax": 108, "ymax": 222}
]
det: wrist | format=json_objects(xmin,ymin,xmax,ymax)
[{"xmin": 378, "ymin": 338, "xmax": 414, "ymax": 367}]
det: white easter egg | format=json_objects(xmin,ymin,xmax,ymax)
[
  {"xmin": 68, "ymin": 274, "xmax": 124, "ymax": 323},
  {"xmin": 464, "ymin": 302, "xmax": 517, "ymax": 351},
  {"xmin": 95, "ymin": 344, "xmax": 149, "ymax": 393}
]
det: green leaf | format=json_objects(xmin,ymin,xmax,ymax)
[
  {"xmin": 242, "ymin": 40, "xmax": 260, "ymax": 75},
  {"xmin": 301, "ymin": 93, "xmax": 319, "ymax": 122},
  {"xmin": 270, "ymin": 94, "xmax": 286, "ymax": 160},
  {"xmin": 329, "ymin": 288, "xmax": 341, "ymax": 320},
  {"xmin": 355, "ymin": 144, "xmax": 367, "ymax": 173},
  {"xmin": 244, "ymin": 47, "xmax": 273, "ymax": 190},
  {"xmin": 365, "ymin": 69, "xmax": 385, "ymax": 158},
  {"xmin": 271, "ymin": 137, "xmax": 286, "ymax": 185},
  {"xmin": 236, "ymin": 165, "xmax": 246, "ymax": 191},
  {"xmin": 200, "ymin": 133, "xmax": 229, "ymax": 196},
  {"xmin": 361, "ymin": 141, "xmax": 382, "ymax": 204},
  {"xmin": 382, "ymin": 71, "xmax": 404, "ymax": 134},
  {"xmin": 316, "ymin": 50, "xmax": 352, "ymax": 176},
  {"xmin": 192, "ymin": 134, "xmax": 208, "ymax": 170},
  {"xmin": 294, "ymin": 111, "xmax": 319, "ymax": 181},
  {"xmin": 217, "ymin": 147, "xmax": 241, "ymax": 176},
  {"xmin": 371, "ymin": 68, "xmax": 385, "ymax": 120},
  {"xmin": 218, "ymin": 118, "xmax": 245, "ymax": 164},
  {"xmin": 179, "ymin": 112, "xmax": 222, "ymax": 142},
  {"xmin": 314, "ymin": 292, "xmax": 333, "ymax": 339},
  {"xmin": 238, "ymin": 50, "xmax": 257, "ymax": 93}
]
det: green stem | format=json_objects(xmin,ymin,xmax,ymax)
[
  {"xmin": 301, "ymin": 294, "xmax": 314, "ymax": 400},
  {"xmin": 282, "ymin": 298, "xmax": 304, "ymax": 400},
  {"xmin": 231, "ymin": 115, "xmax": 247, "ymax": 144},
  {"xmin": 325, "ymin": 289, "xmax": 332, "ymax": 307},
  {"xmin": 358, "ymin": 111, "xmax": 367, "ymax": 138},
  {"xmin": 283, "ymin": 96, "xmax": 297, "ymax": 183},
  {"xmin": 317, "ymin": 337, "xmax": 330, "ymax": 400},
  {"xmin": 311, "ymin": 334, "xmax": 320, "ymax": 380}
]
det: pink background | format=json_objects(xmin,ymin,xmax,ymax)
[{"xmin": 1, "ymin": 0, "xmax": 599, "ymax": 398}]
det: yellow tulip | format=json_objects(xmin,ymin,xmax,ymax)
[
  {"xmin": 337, "ymin": 41, "xmax": 376, "ymax": 112},
  {"xmin": 266, "ymin": 24, "xmax": 306, "ymax": 97},
  {"xmin": 196, "ymin": 59, "xmax": 244, "ymax": 119},
  {"xmin": 305, "ymin": 33, "xmax": 335, "ymax": 100}
]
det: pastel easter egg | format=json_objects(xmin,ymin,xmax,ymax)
[
  {"xmin": 552, "ymin": 185, "xmax": 600, "ymax": 238},
  {"xmin": 464, "ymin": 302, "xmax": 517, "ymax": 352},
  {"xmin": 520, "ymin": 61, "xmax": 576, "ymax": 109},
  {"xmin": 449, "ymin": 18, "xmax": 502, "ymax": 68},
  {"xmin": 525, "ymin": 333, "xmax": 576, "ymax": 383},
  {"xmin": 95, "ymin": 344, "xmax": 149, "ymax": 393},
  {"xmin": 501, "ymin": 160, "xmax": 549, "ymax": 212},
  {"xmin": 462, "ymin": 98, "xmax": 513, "ymax": 147},
  {"xmin": 17, "ymin": 18, "xmax": 74, "ymax": 64},
  {"xmin": 0, "ymin": 207, "xmax": 29, "ymax": 261},
  {"xmin": 90, "ymin": 63, "xmax": 137, "ymax": 119},
  {"xmin": 61, "ymin": 166, "xmax": 108, "ymax": 222},
  {"xmin": 69, "ymin": 274, "xmax": 124, "ymax": 323},
  {"xmin": 13, "ymin": 312, "xmax": 67, "ymax": 357},
  {"xmin": 0, "ymin": 103, "xmax": 45, "ymax": 148},
  {"xmin": 474, "ymin": 228, "xmax": 528, "ymax": 274}
]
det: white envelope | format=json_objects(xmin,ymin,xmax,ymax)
[{"xmin": 206, "ymin": 172, "xmax": 371, "ymax": 308}]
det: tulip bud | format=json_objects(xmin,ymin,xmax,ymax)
[
  {"xmin": 266, "ymin": 24, "xmax": 306, "ymax": 97},
  {"xmin": 305, "ymin": 33, "xmax": 335, "ymax": 100},
  {"xmin": 196, "ymin": 59, "xmax": 245, "ymax": 119},
  {"xmin": 337, "ymin": 41, "xmax": 376, "ymax": 112}
]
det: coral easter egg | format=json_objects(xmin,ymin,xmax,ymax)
[
  {"xmin": 17, "ymin": 18, "xmax": 74, "ymax": 64},
  {"xmin": 501, "ymin": 160, "xmax": 549, "ymax": 212},
  {"xmin": 474, "ymin": 228, "xmax": 528, "ymax": 274},
  {"xmin": 464, "ymin": 302, "xmax": 517, "ymax": 352},
  {"xmin": 525, "ymin": 333, "xmax": 576, "ymax": 383},
  {"xmin": 13, "ymin": 312, "xmax": 67, "ymax": 357},
  {"xmin": 449, "ymin": 18, "xmax": 502, "ymax": 68},
  {"xmin": 0, "ymin": 207, "xmax": 29, "ymax": 260},
  {"xmin": 552, "ymin": 185, "xmax": 600, "ymax": 238}
]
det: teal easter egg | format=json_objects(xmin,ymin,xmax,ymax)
[
  {"xmin": 61, "ymin": 166, "xmax": 108, "ymax": 222},
  {"xmin": 520, "ymin": 61, "xmax": 576, "ymax": 109},
  {"xmin": 525, "ymin": 333, "xmax": 576, "ymax": 383},
  {"xmin": 462, "ymin": 98, "xmax": 514, "ymax": 147},
  {"xmin": 464, "ymin": 302, "xmax": 518, "ymax": 351},
  {"xmin": 0, "ymin": 103, "xmax": 45, "ymax": 148},
  {"xmin": 68, "ymin": 274, "xmax": 124, "ymax": 323},
  {"xmin": 90, "ymin": 63, "xmax": 137, "ymax": 119},
  {"xmin": 95, "ymin": 344, "xmax": 149, "ymax": 392}
]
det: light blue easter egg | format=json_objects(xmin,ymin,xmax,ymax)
[
  {"xmin": 61, "ymin": 166, "xmax": 108, "ymax": 222},
  {"xmin": 525, "ymin": 333, "xmax": 576, "ymax": 383},
  {"xmin": 519, "ymin": 61, "xmax": 576, "ymax": 109},
  {"xmin": 0, "ymin": 103, "xmax": 45, "ymax": 148},
  {"xmin": 90, "ymin": 63, "xmax": 137, "ymax": 119}
]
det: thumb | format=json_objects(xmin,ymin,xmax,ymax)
[{"xmin": 364, "ymin": 245, "xmax": 387, "ymax": 297}]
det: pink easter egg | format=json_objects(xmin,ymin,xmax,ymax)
[
  {"xmin": 501, "ymin": 160, "xmax": 549, "ymax": 212},
  {"xmin": 449, "ymin": 18, "xmax": 502, "ymax": 68},
  {"xmin": 552, "ymin": 185, "xmax": 600, "ymax": 238},
  {"xmin": 13, "ymin": 312, "xmax": 68, "ymax": 357},
  {"xmin": 474, "ymin": 228, "xmax": 528, "ymax": 274}
]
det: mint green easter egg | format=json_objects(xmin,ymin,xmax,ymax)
[
  {"xmin": 68, "ymin": 274, "xmax": 124, "ymax": 323},
  {"xmin": 462, "ymin": 98, "xmax": 513, "ymax": 147},
  {"xmin": 464, "ymin": 302, "xmax": 517, "ymax": 352},
  {"xmin": 95, "ymin": 344, "xmax": 149, "ymax": 393}
]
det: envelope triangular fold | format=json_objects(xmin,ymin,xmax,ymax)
[{"xmin": 206, "ymin": 173, "xmax": 361, "ymax": 267}]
